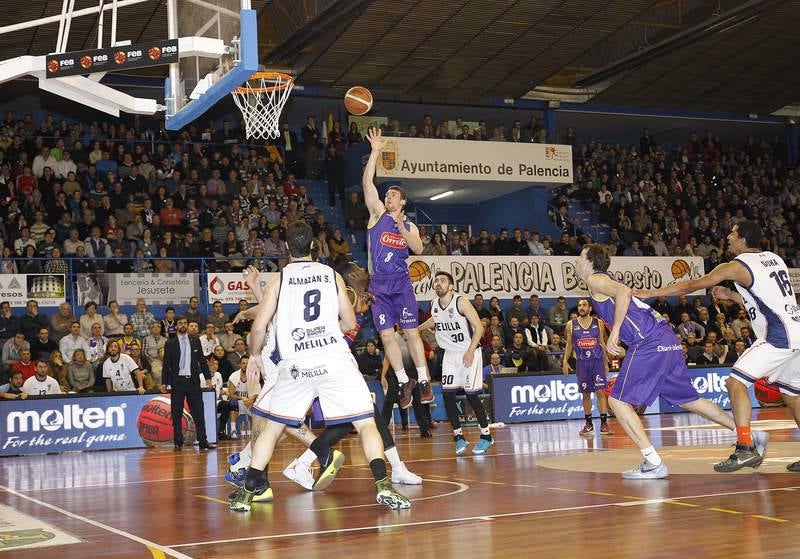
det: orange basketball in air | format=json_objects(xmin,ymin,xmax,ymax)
[
  {"xmin": 671, "ymin": 259, "xmax": 691, "ymax": 279},
  {"xmin": 407, "ymin": 260, "xmax": 430, "ymax": 283},
  {"xmin": 344, "ymin": 86, "xmax": 373, "ymax": 116}
]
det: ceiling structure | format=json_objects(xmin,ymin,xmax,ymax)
[{"xmin": 3, "ymin": 0, "xmax": 796, "ymax": 114}]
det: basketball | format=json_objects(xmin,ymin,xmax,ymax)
[
  {"xmin": 407, "ymin": 260, "xmax": 431, "ymax": 283},
  {"xmin": 136, "ymin": 396, "xmax": 196, "ymax": 447},
  {"xmin": 344, "ymin": 86, "xmax": 373, "ymax": 115},
  {"xmin": 671, "ymin": 259, "xmax": 691, "ymax": 279},
  {"xmin": 754, "ymin": 379, "xmax": 784, "ymax": 407}
]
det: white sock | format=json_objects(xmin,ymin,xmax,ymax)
[
  {"xmin": 480, "ymin": 426, "xmax": 491, "ymax": 436},
  {"xmin": 297, "ymin": 448, "xmax": 317, "ymax": 467},
  {"xmin": 229, "ymin": 420, "xmax": 236, "ymax": 432},
  {"xmin": 230, "ymin": 442, "xmax": 252, "ymax": 471},
  {"xmin": 454, "ymin": 428, "xmax": 463, "ymax": 437},
  {"xmin": 641, "ymin": 446, "xmax": 662, "ymax": 466},
  {"xmin": 384, "ymin": 446, "xmax": 403, "ymax": 469},
  {"xmin": 395, "ymin": 368, "xmax": 409, "ymax": 384},
  {"xmin": 416, "ymin": 366, "xmax": 430, "ymax": 383}
]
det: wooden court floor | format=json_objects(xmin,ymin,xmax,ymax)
[{"xmin": 2, "ymin": 407, "xmax": 800, "ymax": 558}]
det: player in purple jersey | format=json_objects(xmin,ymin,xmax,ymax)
[
  {"xmin": 562, "ymin": 299, "xmax": 611, "ymax": 436},
  {"xmin": 575, "ymin": 244, "xmax": 765, "ymax": 479},
  {"xmin": 362, "ymin": 127, "xmax": 434, "ymax": 409}
]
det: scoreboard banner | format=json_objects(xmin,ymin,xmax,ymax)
[{"xmin": 46, "ymin": 39, "xmax": 178, "ymax": 78}]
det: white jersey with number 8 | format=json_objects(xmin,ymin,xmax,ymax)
[
  {"xmin": 734, "ymin": 251, "xmax": 800, "ymax": 349},
  {"xmin": 274, "ymin": 261, "xmax": 348, "ymax": 360}
]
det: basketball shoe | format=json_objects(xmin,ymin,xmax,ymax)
[
  {"xmin": 472, "ymin": 436, "xmax": 494, "ymax": 455},
  {"xmin": 375, "ymin": 477, "xmax": 411, "ymax": 510},
  {"xmin": 714, "ymin": 444, "xmax": 762, "ymax": 472},
  {"xmin": 579, "ymin": 423, "xmax": 594, "ymax": 436},
  {"xmin": 312, "ymin": 449, "xmax": 345, "ymax": 491},
  {"xmin": 225, "ymin": 468, "xmax": 246, "ymax": 488},
  {"xmin": 455, "ymin": 436, "xmax": 469, "ymax": 455},
  {"xmin": 419, "ymin": 381, "xmax": 434, "ymax": 404},
  {"xmin": 398, "ymin": 379, "xmax": 416, "ymax": 409},
  {"xmin": 600, "ymin": 423, "xmax": 613, "ymax": 436},
  {"xmin": 622, "ymin": 459, "xmax": 669, "ymax": 479},
  {"xmin": 283, "ymin": 458, "xmax": 315, "ymax": 490},
  {"xmin": 391, "ymin": 463, "xmax": 422, "ymax": 485},
  {"xmin": 228, "ymin": 482, "xmax": 273, "ymax": 504}
]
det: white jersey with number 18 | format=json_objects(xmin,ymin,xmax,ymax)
[
  {"xmin": 274, "ymin": 261, "xmax": 349, "ymax": 361},
  {"xmin": 734, "ymin": 251, "xmax": 800, "ymax": 349}
]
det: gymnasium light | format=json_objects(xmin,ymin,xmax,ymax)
[{"xmin": 429, "ymin": 190, "xmax": 454, "ymax": 201}]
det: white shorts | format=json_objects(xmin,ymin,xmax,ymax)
[
  {"xmin": 730, "ymin": 340, "xmax": 800, "ymax": 395},
  {"xmin": 442, "ymin": 348, "xmax": 483, "ymax": 393},
  {"xmin": 252, "ymin": 353, "xmax": 279, "ymax": 418},
  {"xmin": 264, "ymin": 352, "xmax": 374, "ymax": 427}
]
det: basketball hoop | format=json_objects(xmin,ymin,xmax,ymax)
[{"xmin": 231, "ymin": 71, "xmax": 294, "ymax": 140}]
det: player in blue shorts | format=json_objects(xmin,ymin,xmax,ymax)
[
  {"xmin": 362, "ymin": 127, "xmax": 434, "ymax": 408},
  {"xmin": 562, "ymin": 299, "xmax": 611, "ymax": 436}
]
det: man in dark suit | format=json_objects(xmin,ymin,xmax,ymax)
[{"xmin": 162, "ymin": 316, "xmax": 215, "ymax": 450}]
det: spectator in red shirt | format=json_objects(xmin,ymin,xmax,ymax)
[
  {"xmin": 11, "ymin": 348, "xmax": 36, "ymax": 381},
  {"xmin": 159, "ymin": 197, "xmax": 183, "ymax": 229},
  {"xmin": 15, "ymin": 165, "xmax": 37, "ymax": 197}
]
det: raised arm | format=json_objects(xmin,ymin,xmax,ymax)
[
  {"xmin": 363, "ymin": 128, "xmax": 387, "ymax": 219},
  {"xmin": 635, "ymin": 261, "xmax": 751, "ymax": 299}
]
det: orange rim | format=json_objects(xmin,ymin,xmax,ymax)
[{"xmin": 234, "ymin": 71, "xmax": 293, "ymax": 93}]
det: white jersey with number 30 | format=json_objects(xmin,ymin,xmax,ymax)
[
  {"xmin": 734, "ymin": 251, "xmax": 800, "ymax": 349},
  {"xmin": 274, "ymin": 261, "xmax": 348, "ymax": 360},
  {"xmin": 431, "ymin": 294, "xmax": 472, "ymax": 352}
]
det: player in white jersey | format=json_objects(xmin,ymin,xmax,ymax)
[
  {"xmin": 22, "ymin": 360, "xmax": 62, "ymax": 395},
  {"xmin": 229, "ymin": 221, "xmax": 409, "ymax": 512},
  {"xmin": 102, "ymin": 341, "xmax": 143, "ymax": 393},
  {"xmin": 419, "ymin": 271, "xmax": 494, "ymax": 455},
  {"xmin": 638, "ymin": 220, "xmax": 800, "ymax": 472}
]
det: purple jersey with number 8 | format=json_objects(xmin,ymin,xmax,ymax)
[{"xmin": 368, "ymin": 212, "xmax": 418, "ymax": 331}]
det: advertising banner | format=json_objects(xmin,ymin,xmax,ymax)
[
  {"xmin": 789, "ymin": 268, "xmax": 800, "ymax": 293},
  {"xmin": 376, "ymin": 137, "xmax": 573, "ymax": 184},
  {"xmin": 407, "ymin": 255, "xmax": 706, "ymax": 300},
  {"xmin": 112, "ymin": 273, "xmax": 198, "ymax": 305},
  {"xmin": 46, "ymin": 39, "xmax": 178, "ymax": 78},
  {"xmin": 0, "ymin": 274, "xmax": 66, "ymax": 307},
  {"xmin": 492, "ymin": 373, "xmax": 661, "ymax": 424},
  {"xmin": 206, "ymin": 272, "xmax": 278, "ymax": 304},
  {"xmin": 658, "ymin": 367, "xmax": 758, "ymax": 413},
  {"xmin": 0, "ymin": 392, "xmax": 216, "ymax": 456}
]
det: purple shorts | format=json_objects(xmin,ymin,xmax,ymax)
[
  {"xmin": 576, "ymin": 359, "xmax": 607, "ymax": 393},
  {"xmin": 370, "ymin": 275, "xmax": 418, "ymax": 331},
  {"xmin": 611, "ymin": 326, "xmax": 699, "ymax": 407}
]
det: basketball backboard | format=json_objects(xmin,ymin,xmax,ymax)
[{"xmin": 0, "ymin": 0, "xmax": 259, "ymax": 130}]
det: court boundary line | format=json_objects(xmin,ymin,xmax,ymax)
[
  {"xmin": 0, "ymin": 485, "xmax": 194, "ymax": 559},
  {"xmin": 169, "ymin": 483, "xmax": 800, "ymax": 548}
]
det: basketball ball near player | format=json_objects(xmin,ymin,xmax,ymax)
[
  {"xmin": 344, "ymin": 86, "xmax": 373, "ymax": 115},
  {"xmin": 637, "ymin": 221, "xmax": 800, "ymax": 472},
  {"xmin": 363, "ymin": 127, "xmax": 434, "ymax": 408},
  {"xmin": 562, "ymin": 299, "xmax": 612, "ymax": 436},
  {"xmin": 420, "ymin": 271, "xmax": 494, "ymax": 455},
  {"xmin": 574, "ymin": 244, "xmax": 767, "ymax": 478}
]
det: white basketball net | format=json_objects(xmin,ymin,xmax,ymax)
[{"xmin": 231, "ymin": 72, "xmax": 294, "ymax": 140}]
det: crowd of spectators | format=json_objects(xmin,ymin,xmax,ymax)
[
  {"xmin": 0, "ymin": 108, "xmax": 789, "ymax": 395},
  {"xmin": 0, "ymin": 295, "xmax": 254, "ymax": 399}
]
